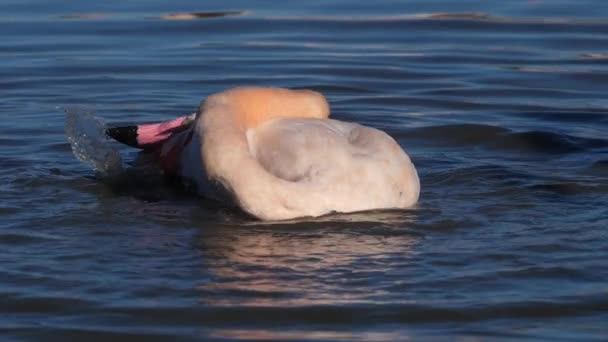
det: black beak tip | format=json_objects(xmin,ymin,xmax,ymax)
[{"xmin": 106, "ymin": 126, "xmax": 140, "ymax": 148}]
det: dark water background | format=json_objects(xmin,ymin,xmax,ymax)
[{"xmin": 2, "ymin": 0, "xmax": 608, "ymax": 340}]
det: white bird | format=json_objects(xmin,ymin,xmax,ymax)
[{"xmin": 107, "ymin": 87, "xmax": 420, "ymax": 220}]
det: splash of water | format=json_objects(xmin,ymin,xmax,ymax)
[{"xmin": 64, "ymin": 107, "xmax": 123, "ymax": 177}]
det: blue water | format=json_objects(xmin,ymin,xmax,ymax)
[{"xmin": 1, "ymin": 1, "xmax": 607, "ymax": 340}]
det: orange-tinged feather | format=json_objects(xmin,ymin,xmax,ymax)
[{"xmin": 219, "ymin": 87, "xmax": 330, "ymax": 129}]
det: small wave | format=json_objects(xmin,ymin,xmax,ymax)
[
  {"xmin": 262, "ymin": 13, "xmax": 608, "ymax": 25},
  {"xmin": 589, "ymin": 159, "xmax": 608, "ymax": 173},
  {"xmin": 102, "ymin": 294, "xmax": 608, "ymax": 325},
  {"xmin": 528, "ymin": 182, "xmax": 608, "ymax": 195},
  {"xmin": 402, "ymin": 123, "xmax": 509, "ymax": 146},
  {"xmin": 155, "ymin": 11, "xmax": 246, "ymax": 20},
  {"xmin": 236, "ymin": 209, "xmax": 418, "ymax": 227},
  {"xmin": 56, "ymin": 11, "xmax": 247, "ymax": 21},
  {"xmin": 506, "ymin": 66, "xmax": 567, "ymax": 73},
  {"xmin": 415, "ymin": 13, "xmax": 490, "ymax": 20},
  {"xmin": 405, "ymin": 124, "xmax": 608, "ymax": 154},
  {"xmin": 2, "ymin": 327, "xmax": 176, "ymax": 341},
  {"xmin": 424, "ymin": 164, "xmax": 529, "ymax": 188},
  {"xmin": 581, "ymin": 53, "xmax": 608, "ymax": 59},
  {"xmin": 57, "ymin": 13, "xmax": 108, "ymax": 20},
  {"xmin": 495, "ymin": 266, "xmax": 593, "ymax": 280},
  {"xmin": 0, "ymin": 294, "xmax": 94, "ymax": 313},
  {"xmin": 513, "ymin": 111, "xmax": 608, "ymax": 124},
  {"xmin": 0, "ymin": 232, "xmax": 60, "ymax": 246},
  {"xmin": 490, "ymin": 131, "xmax": 608, "ymax": 154}
]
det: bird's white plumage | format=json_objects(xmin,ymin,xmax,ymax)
[{"xmin": 179, "ymin": 87, "xmax": 419, "ymax": 220}]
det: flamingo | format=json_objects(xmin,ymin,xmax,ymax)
[{"xmin": 107, "ymin": 87, "xmax": 419, "ymax": 220}]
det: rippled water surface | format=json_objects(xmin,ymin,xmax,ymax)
[{"xmin": 2, "ymin": 0, "xmax": 608, "ymax": 340}]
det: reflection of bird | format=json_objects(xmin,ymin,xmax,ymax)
[
  {"xmin": 107, "ymin": 87, "xmax": 420, "ymax": 220},
  {"xmin": 196, "ymin": 214, "xmax": 419, "ymax": 307}
]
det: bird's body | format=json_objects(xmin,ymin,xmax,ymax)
[{"xmin": 107, "ymin": 87, "xmax": 419, "ymax": 220}]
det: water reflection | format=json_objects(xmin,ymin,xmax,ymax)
[
  {"xmin": 196, "ymin": 210, "xmax": 419, "ymax": 307},
  {"xmin": 208, "ymin": 329, "xmax": 407, "ymax": 341}
]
